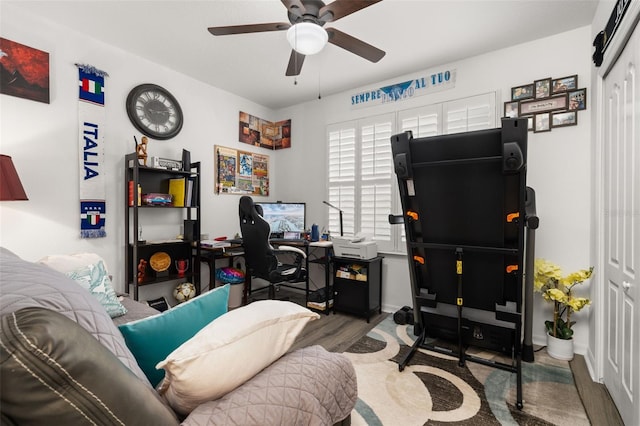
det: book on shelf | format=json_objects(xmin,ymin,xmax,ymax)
[
  {"xmin": 185, "ymin": 177, "xmax": 196, "ymax": 207},
  {"xmin": 185, "ymin": 179, "xmax": 192, "ymax": 207},
  {"xmin": 128, "ymin": 181, "xmax": 141, "ymax": 206},
  {"xmin": 189, "ymin": 176, "xmax": 197, "ymax": 207},
  {"xmin": 168, "ymin": 177, "xmax": 186, "ymax": 207}
]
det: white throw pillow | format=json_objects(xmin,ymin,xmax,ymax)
[
  {"xmin": 156, "ymin": 300, "xmax": 319, "ymax": 415},
  {"xmin": 38, "ymin": 252, "xmax": 110, "ymax": 275}
]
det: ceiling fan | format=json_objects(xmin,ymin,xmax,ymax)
[{"xmin": 207, "ymin": 0, "xmax": 385, "ymax": 76}]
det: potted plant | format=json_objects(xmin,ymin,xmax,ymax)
[{"xmin": 534, "ymin": 259, "xmax": 593, "ymax": 360}]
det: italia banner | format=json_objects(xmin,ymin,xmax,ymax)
[{"xmin": 77, "ymin": 64, "xmax": 108, "ymax": 238}]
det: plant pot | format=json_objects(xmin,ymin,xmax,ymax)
[{"xmin": 547, "ymin": 332, "xmax": 574, "ymax": 360}]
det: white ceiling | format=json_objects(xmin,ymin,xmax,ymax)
[{"xmin": 6, "ymin": 0, "xmax": 599, "ymax": 109}]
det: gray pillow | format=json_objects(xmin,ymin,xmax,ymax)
[
  {"xmin": 0, "ymin": 307, "xmax": 179, "ymax": 425},
  {"xmin": 0, "ymin": 247, "xmax": 148, "ymax": 383}
]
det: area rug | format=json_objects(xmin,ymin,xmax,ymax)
[{"xmin": 343, "ymin": 316, "xmax": 590, "ymax": 425}]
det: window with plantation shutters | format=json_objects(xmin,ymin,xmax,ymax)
[
  {"xmin": 327, "ymin": 125, "xmax": 357, "ymax": 236},
  {"xmin": 326, "ymin": 92, "xmax": 496, "ymax": 254},
  {"xmin": 359, "ymin": 117, "xmax": 394, "ymax": 251},
  {"xmin": 327, "ymin": 114, "xmax": 395, "ymax": 252},
  {"xmin": 398, "ymin": 104, "xmax": 440, "ymax": 138},
  {"xmin": 443, "ymin": 93, "xmax": 496, "ymax": 134}
]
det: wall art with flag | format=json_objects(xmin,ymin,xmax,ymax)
[{"xmin": 77, "ymin": 64, "xmax": 108, "ymax": 238}]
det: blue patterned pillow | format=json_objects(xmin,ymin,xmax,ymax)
[{"xmin": 66, "ymin": 260, "xmax": 127, "ymax": 318}]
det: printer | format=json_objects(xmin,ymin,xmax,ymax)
[{"xmin": 332, "ymin": 236, "xmax": 378, "ymax": 260}]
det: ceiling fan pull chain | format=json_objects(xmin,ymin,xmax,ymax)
[
  {"xmin": 318, "ymin": 60, "xmax": 321, "ymax": 99},
  {"xmin": 294, "ymin": 24, "xmax": 298, "ymax": 85}
]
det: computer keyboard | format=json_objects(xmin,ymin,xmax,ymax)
[{"xmin": 270, "ymin": 238, "xmax": 307, "ymax": 243}]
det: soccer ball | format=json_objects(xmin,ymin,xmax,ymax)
[{"xmin": 173, "ymin": 282, "xmax": 196, "ymax": 303}]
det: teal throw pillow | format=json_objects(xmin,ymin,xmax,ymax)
[
  {"xmin": 66, "ymin": 260, "xmax": 127, "ymax": 318},
  {"xmin": 118, "ymin": 284, "xmax": 230, "ymax": 387}
]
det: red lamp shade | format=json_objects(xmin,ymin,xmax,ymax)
[{"xmin": 0, "ymin": 155, "xmax": 28, "ymax": 201}]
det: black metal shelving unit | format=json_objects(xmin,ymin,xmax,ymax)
[{"xmin": 124, "ymin": 153, "xmax": 201, "ymax": 301}]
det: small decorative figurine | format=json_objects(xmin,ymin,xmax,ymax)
[
  {"xmin": 136, "ymin": 136, "xmax": 148, "ymax": 166},
  {"xmin": 137, "ymin": 258, "xmax": 148, "ymax": 283}
]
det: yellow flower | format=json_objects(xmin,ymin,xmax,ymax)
[
  {"xmin": 562, "ymin": 268, "xmax": 593, "ymax": 285},
  {"xmin": 533, "ymin": 259, "xmax": 563, "ymax": 291},
  {"xmin": 535, "ymin": 259, "xmax": 562, "ymax": 276},
  {"xmin": 567, "ymin": 297, "xmax": 590, "ymax": 312},
  {"xmin": 546, "ymin": 288, "xmax": 568, "ymax": 303}
]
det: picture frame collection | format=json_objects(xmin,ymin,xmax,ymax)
[{"xmin": 505, "ymin": 75, "xmax": 586, "ymax": 133}]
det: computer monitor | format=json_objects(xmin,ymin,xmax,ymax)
[{"xmin": 256, "ymin": 202, "xmax": 306, "ymax": 237}]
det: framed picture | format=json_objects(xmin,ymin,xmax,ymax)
[
  {"xmin": 0, "ymin": 38, "xmax": 50, "ymax": 103},
  {"xmin": 552, "ymin": 111, "xmax": 578, "ymax": 128},
  {"xmin": 519, "ymin": 93, "xmax": 568, "ymax": 115},
  {"xmin": 534, "ymin": 78, "xmax": 552, "ymax": 99},
  {"xmin": 521, "ymin": 115, "xmax": 534, "ymax": 131},
  {"xmin": 534, "ymin": 113, "xmax": 551, "ymax": 133},
  {"xmin": 504, "ymin": 101, "xmax": 519, "ymax": 118},
  {"xmin": 568, "ymin": 88, "xmax": 587, "ymax": 111},
  {"xmin": 552, "ymin": 75, "xmax": 578, "ymax": 93},
  {"xmin": 511, "ymin": 83, "xmax": 534, "ymax": 101}
]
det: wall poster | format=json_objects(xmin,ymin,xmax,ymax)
[
  {"xmin": 215, "ymin": 145, "xmax": 269, "ymax": 196},
  {"xmin": 0, "ymin": 38, "xmax": 50, "ymax": 103},
  {"xmin": 239, "ymin": 111, "xmax": 291, "ymax": 150}
]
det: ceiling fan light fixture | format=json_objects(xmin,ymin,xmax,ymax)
[{"xmin": 287, "ymin": 22, "xmax": 328, "ymax": 55}]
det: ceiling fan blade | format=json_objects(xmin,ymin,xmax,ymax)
[
  {"xmin": 281, "ymin": 0, "xmax": 307, "ymax": 18},
  {"xmin": 326, "ymin": 28, "xmax": 385, "ymax": 62},
  {"xmin": 319, "ymin": 0, "xmax": 382, "ymax": 22},
  {"xmin": 208, "ymin": 23, "xmax": 290, "ymax": 36},
  {"xmin": 285, "ymin": 50, "xmax": 306, "ymax": 76}
]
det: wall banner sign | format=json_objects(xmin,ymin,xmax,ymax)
[
  {"xmin": 592, "ymin": 0, "xmax": 631, "ymax": 66},
  {"xmin": 350, "ymin": 68, "xmax": 456, "ymax": 109},
  {"xmin": 77, "ymin": 63, "xmax": 108, "ymax": 238}
]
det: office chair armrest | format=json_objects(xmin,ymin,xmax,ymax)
[{"xmin": 275, "ymin": 245, "xmax": 307, "ymax": 259}]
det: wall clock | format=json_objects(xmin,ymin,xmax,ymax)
[{"xmin": 126, "ymin": 84, "xmax": 183, "ymax": 140}]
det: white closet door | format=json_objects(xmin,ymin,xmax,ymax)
[{"xmin": 602, "ymin": 21, "xmax": 639, "ymax": 426}]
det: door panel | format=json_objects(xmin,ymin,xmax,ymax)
[{"xmin": 602, "ymin": 22, "xmax": 639, "ymax": 426}]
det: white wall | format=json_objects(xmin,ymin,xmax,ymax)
[{"xmin": 1, "ymin": 3, "xmax": 595, "ymax": 353}]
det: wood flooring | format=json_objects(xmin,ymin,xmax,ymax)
[
  {"xmin": 291, "ymin": 310, "xmax": 388, "ymax": 353},
  {"xmin": 570, "ymin": 355, "xmax": 624, "ymax": 425}
]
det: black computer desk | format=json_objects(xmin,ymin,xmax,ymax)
[{"xmin": 200, "ymin": 239, "xmax": 333, "ymax": 313}]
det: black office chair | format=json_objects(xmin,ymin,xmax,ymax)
[{"xmin": 239, "ymin": 196, "xmax": 307, "ymax": 299}]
